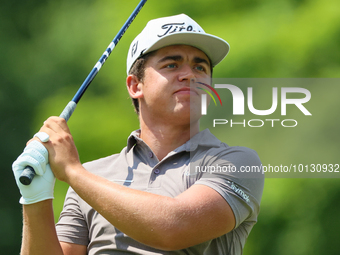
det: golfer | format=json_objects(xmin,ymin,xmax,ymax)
[{"xmin": 13, "ymin": 14, "xmax": 264, "ymax": 255}]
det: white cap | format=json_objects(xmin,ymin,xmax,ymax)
[{"xmin": 126, "ymin": 14, "xmax": 230, "ymax": 74}]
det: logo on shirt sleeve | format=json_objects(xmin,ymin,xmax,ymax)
[{"xmin": 230, "ymin": 182, "xmax": 250, "ymax": 203}]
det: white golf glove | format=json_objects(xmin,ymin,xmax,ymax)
[{"xmin": 12, "ymin": 140, "xmax": 55, "ymax": 205}]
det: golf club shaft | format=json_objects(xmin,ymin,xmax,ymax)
[{"xmin": 19, "ymin": 0, "xmax": 148, "ymax": 185}]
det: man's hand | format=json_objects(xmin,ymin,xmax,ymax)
[
  {"xmin": 38, "ymin": 117, "xmax": 82, "ymax": 183},
  {"xmin": 12, "ymin": 140, "xmax": 55, "ymax": 204},
  {"xmin": 13, "ymin": 116, "xmax": 81, "ymax": 203}
]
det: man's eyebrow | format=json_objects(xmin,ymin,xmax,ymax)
[
  {"xmin": 157, "ymin": 55, "xmax": 211, "ymax": 68},
  {"xmin": 193, "ymin": 57, "xmax": 210, "ymax": 67},
  {"xmin": 157, "ymin": 55, "xmax": 183, "ymax": 64}
]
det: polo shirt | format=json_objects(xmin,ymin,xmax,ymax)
[{"xmin": 56, "ymin": 129, "xmax": 264, "ymax": 254}]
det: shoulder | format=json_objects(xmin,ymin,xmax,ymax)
[
  {"xmin": 192, "ymin": 132, "xmax": 264, "ymax": 185},
  {"xmin": 194, "ymin": 144, "xmax": 264, "ymax": 180},
  {"xmin": 193, "ymin": 129, "xmax": 260, "ymax": 160},
  {"xmin": 193, "ymin": 130, "xmax": 262, "ymax": 169},
  {"xmin": 218, "ymin": 145, "xmax": 262, "ymax": 167}
]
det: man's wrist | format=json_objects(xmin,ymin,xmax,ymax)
[
  {"xmin": 62, "ymin": 163, "xmax": 86, "ymax": 185},
  {"xmin": 22, "ymin": 199, "xmax": 54, "ymax": 215}
]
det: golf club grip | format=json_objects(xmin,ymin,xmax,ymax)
[
  {"xmin": 19, "ymin": 166, "xmax": 35, "ymax": 186},
  {"xmin": 59, "ymin": 101, "xmax": 77, "ymax": 122}
]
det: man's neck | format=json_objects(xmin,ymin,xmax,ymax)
[{"xmin": 139, "ymin": 119, "xmax": 199, "ymax": 161}]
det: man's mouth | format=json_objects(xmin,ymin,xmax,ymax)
[{"xmin": 174, "ymin": 87, "xmax": 198, "ymax": 95}]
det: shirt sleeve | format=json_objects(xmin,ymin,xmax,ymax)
[
  {"xmin": 55, "ymin": 186, "xmax": 89, "ymax": 246},
  {"xmin": 193, "ymin": 146, "xmax": 265, "ymax": 228}
]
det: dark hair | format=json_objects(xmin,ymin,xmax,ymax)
[{"xmin": 128, "ymin": 52, "xmax": 155, "ymax": 115}]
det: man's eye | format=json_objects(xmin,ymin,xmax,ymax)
[
  {"xmin": 195, "ymin": 65, "xmax": 206, "ymax": 72},
  {"xmin": 167, "ymin": 63, "xmax": 177, "ymax": 68}
]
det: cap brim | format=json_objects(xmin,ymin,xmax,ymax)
[{"xmin": 143, "ymin": 32, "xmax": 230, "ymax": 67}]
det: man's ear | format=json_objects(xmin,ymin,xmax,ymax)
[{"xmin": 126, "ymin": 74, "xmax": 143, "ymax": 99}]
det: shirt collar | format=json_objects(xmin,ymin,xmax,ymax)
[
  {"xmin": 127, "ymin": 130, "xmax": 142, "ymax": 152},
  {"xmin": 127, "ymin": 129, "xmax": 222, "ymax": 153}
]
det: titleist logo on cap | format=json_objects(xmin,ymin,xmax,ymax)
[
  {"xmin": 158, "ymin": 22, "xmax": 202, "ymax": 37},
  {"xmin": 130, "ymin": 21, "xmax": 202, "ymax": 58}
]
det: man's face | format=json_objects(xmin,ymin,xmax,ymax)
[{"xmin": 138, "ymin": 45, "xmax": 212, "ymax": 125}]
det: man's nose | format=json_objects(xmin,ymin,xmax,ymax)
[{"xmin": 178, "ymin": 64, "xmax": 196, "ymax": 82}]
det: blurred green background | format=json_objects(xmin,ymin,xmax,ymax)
[{"xmin": 1, "ymin": 0, "xmax": 339, "ymax": 254}]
